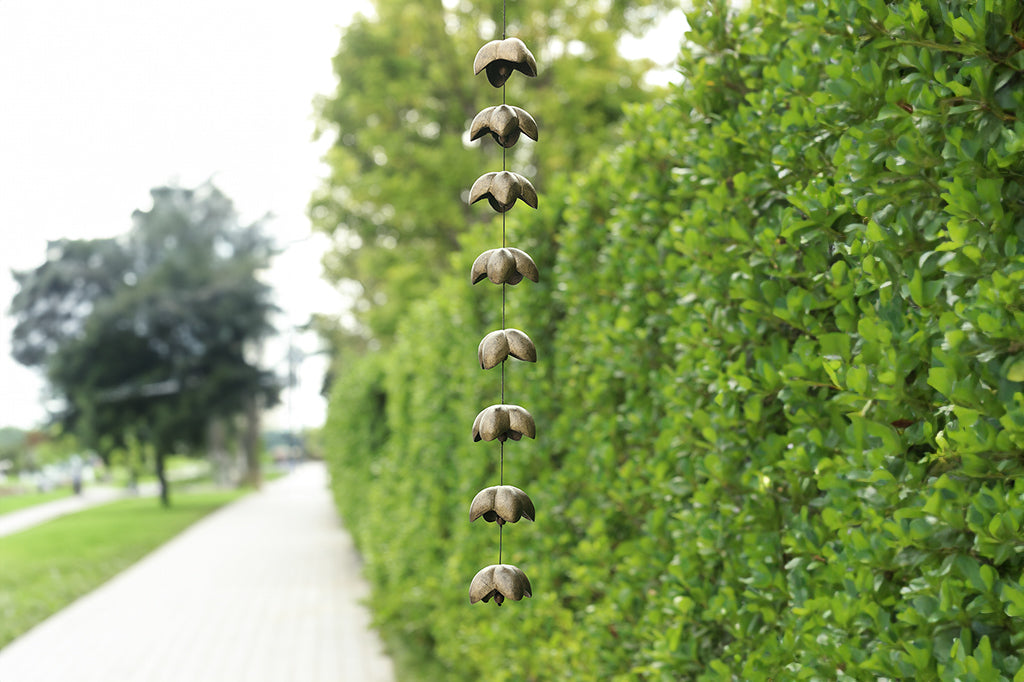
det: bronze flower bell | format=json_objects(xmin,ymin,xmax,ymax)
[
  {"xmin": 472, "ymin": 404, "xmax": 536, "ymax": 442},
  {"xmin": 469, "ymin": 564, "xmax": 533, "ymax": 605},
  {"xmin": 470, "ymin": 105, "xmax": 539, "ymax": 148},
  {"xmin": 470, "ymin": 171, "xmax": 538, "ymax": 213},
  {"xmin": 473, "ymin": 38, "xmax": 538, "ymax": 88},
  {"xmin": 471, "ymin": 247, "xmax": 539, "ymax": 285},
  {"xmin": 478, "ymin": 328, "xmax": 537, "ymax": 369},
  {"xmin": 470, "ymin": 485, "xmax": 535, "ymax": 525}
]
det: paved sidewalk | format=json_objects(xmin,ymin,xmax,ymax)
[
  {"xmin": 0, "ymin": 461, "xmax": 395, "ymax": 682},
  {"xmin": 0, "ymin": 485, "xmax": 128, "ymax": 538}
]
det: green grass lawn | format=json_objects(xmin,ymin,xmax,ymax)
[
  {"xmin": 0, "ymin": 489, "xmax": 73, "ymax": 515},
  {"xmin": 0, "ymin": 489, "xmax": 245, "ymax": 648}
]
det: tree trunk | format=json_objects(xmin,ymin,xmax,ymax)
[
  {"xmin": 208, "ymin": 419, "xmax": 233, "ymax": 487},
  {"xmin": 240, "ymin": 394, "xmax": 262, "ymax": 489},
  {"xmin": 155, "ymin": 450, "xmax": 170, "ymax": 507}
]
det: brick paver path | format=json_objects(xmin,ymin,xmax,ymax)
[{"xmin": 0, "ymin": 461, "xmax": 395, "ymax": 682}]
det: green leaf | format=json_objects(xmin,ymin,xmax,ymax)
[
  {"xmin": 1007, "ymin": 357, "xmax": 1024, "ymax": 382},
  {"xmin": 951, "ymin": 16, "xmax": 975, "ymax": 40},
  {"xmin": 929, "ymin": 366, "xmax": 955, "ymax": 396},
  {"xmin": 847, "ymin": 365, "xmax": 869, "ymax": 394}
]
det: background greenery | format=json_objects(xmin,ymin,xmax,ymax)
[
  {"xmin": 0, "ymin": 489, "xmax": 70, "ymax": 516},
  {"xmin": 309, "ymin": 0, "xmax": 676, "ymax": 351},
  {"xmin": 320, "ymin": 0, "xmax": 1024, "ymax": 679}
]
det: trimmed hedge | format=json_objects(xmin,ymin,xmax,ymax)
[{"xmin": 324, "ymin": 0, "xmax": 1024, "ymax": 679}]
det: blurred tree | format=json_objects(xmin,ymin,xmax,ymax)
[
  {"xmin": 28, "ymin": 426, "xmax": 80, "ymax": 467},
  {"xmin": 10, "ymin": 184, "xmax": 279, "ymax": 505},
  {"xmin": 310, "ymin": 0, "xmax": 677, "ymax": 353},
  {"xmin": 0, "ymin": 427, "xmax": 27, "ymax": 478},
  {"xmin": 10, "ymin": 237, "xmax": 131, "ymax": 368}
]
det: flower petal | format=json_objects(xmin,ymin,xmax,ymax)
[
  {"xmin": 469, "ymin": 487, "xmax": 497, "ymax": 522},
  {"xmin": 509, "ymin": 248, "xmax": 539, "ymax": 282},
  {"xmin": 486, "ymin": 248, "xmax": 517, "ymax": 283},
  {"xmin": 493, "ymin": 485, "xmax": 535, "ymax": 523},
  {"xmin": 516, "ymin": 175, "xmax": 538, "ymax": 208},
  {"xmin": 478, "ymin": 330, "xmax": 511, "ymax": 370},
  {"xmin": 468, "ymin": 565, "xmax": 498, "ymax": 603},
  {"xmin": 472, "ymin": 41, "xmax": 501, "ymax": 76},
  {"xmin": 493, "ymin": 564, "xmax": 533, "ymax": 600},
  {"xmin": 472, "ymin": 405, "xmax": 511, "ymax": 442},
  {"xmin": 506, "ymin": 405, "xmax": 536, "ymax": 439},
  {"xmin": 468, "ymin": 172, "xmax": 497, "ymax": 205},
  {"xmin": 503, "ymin": 328, "xmax": 537, "ymax": 363},
  {"xmin": 510, "ymin": 106, "xmax": 539, "ymax": 141},
  {"xmin": 470, "ymin": 249, "xmax": 492, "ymax": 284}
]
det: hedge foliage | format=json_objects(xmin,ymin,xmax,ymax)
[{"xmin": 323, "ymin": 0, "xmax": 1024, "ymax": 678}]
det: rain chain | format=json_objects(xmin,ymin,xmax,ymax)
[{"xmin": 466, "ymin": 4, "xmax": 539, "ymax": 607}]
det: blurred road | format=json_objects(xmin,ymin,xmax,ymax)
[{"xmin": 0, "ymin": 461, "xmax": 395, "ymax": 682}]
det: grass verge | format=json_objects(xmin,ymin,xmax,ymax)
[
  {"xmin": 0, "ymin": 489, "xmax": 72, "ymax": 515},
  {"xmin": 0, "ymin": 489, "xmax": 245, "ymax": 648}
]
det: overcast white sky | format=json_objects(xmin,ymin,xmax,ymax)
[
  {"xmin": 0, "ymin": 1, "xmax": 684, "ymax": 432},
  {"xmin": 0, "ymin": 0, "xmax": 372, "ymax": 431}
]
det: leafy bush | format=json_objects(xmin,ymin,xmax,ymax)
[{"xmin": 324, "ymin": 0, "xmax": 1024, "ymax": 679}]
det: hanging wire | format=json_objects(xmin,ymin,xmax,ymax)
[{"xmin": 499, "ymin": 0, "xmax": 507, "ymax": 569}]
